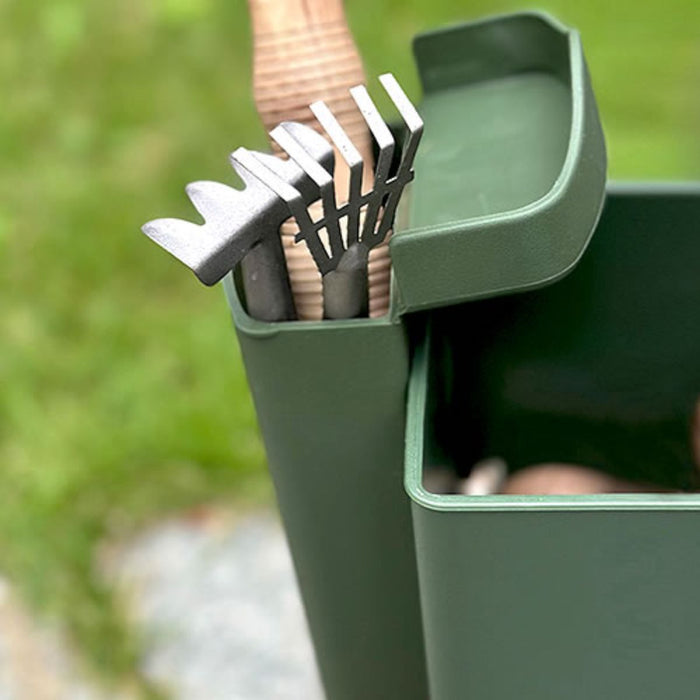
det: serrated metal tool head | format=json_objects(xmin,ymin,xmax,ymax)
[{"xmin": 142, "ymin": 123, "xmax": 334, "ymax": 287}]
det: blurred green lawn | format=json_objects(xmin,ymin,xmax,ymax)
[{"xmin": 1, "ymin": 0, "xmax": 699, "ymax": 692}]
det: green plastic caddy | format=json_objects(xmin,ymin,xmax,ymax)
[
  {"xmin": 406, "ymin": 184, "xmax": 700, "ymax": 700},
  {"xmin": 225, "ymin": 11, "xmax": 699, "ymax": 700}
]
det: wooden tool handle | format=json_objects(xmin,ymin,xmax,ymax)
[
  {"xmin": 248, "ymin": 0, "xmax": 374, "ymax": 196},
  {"xmin": 247, "ymin": 0, "xmax": 391, "ymax": 320}
]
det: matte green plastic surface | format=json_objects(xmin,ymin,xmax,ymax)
[
  {"xmin": 225, "ymin": 12, "xmax": 610, "ymax": 699},
  {"xmin": 405, "ymin": 186, "xmax": 700, "ymax": 699},
  {"xmin": 391, "ymin": 12, "xmax": 607, "ymax": 314},
  {"xmin": 225, "ymin": 282, "xmax": 428, "ymax": 700}
]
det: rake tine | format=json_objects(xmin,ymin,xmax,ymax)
[
  {"xmin": 363, "ymin": 75, "xmax": 424, "ymax": 246},
  {"xmin": 378, "ymin": 73, "xmax": 423, "ymax": 180},
  {"xmin": 310, "ymin": 100, "xmax": 364, "ymax": 246},
  {"xmin": 270, "ymin": 122, "xmax": 344, "ymax": 261},
  {"xmin": 350, "ymin": 84, "xmax": 395, "ymax": 187},
  {"xmin": 350, "ymin": 84, "xmax": 395, "ymax": 247},
  {"xmin": 231, "ymin": 147, "xmax": 333, "ymax": 275},
  {"xmin": 231, "ymin": 148, "xmax": 304, "ymax": 215},
  {"xmin": 372, "ymin": 189, "xmax": 401, "ymax": 244}
]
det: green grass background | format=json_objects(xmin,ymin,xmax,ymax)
[{"xmin": 1, "ymin": 0, "xmax": 699, "ymax": 692}]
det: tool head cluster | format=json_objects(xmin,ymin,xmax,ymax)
[{"xmin": 141, "ymin": 73, "xmax": 422, "ymax": 286}]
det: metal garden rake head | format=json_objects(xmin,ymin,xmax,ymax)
[{"xmin": 142, "ymin": 73, "xmax": 423, "ymax": 320}]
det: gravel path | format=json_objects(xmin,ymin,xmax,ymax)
[
  {"xmin": 111, "ymin": 510, "xmax": 324, "ymax": 700},
  {"xmin": 0, "ymin": 511, "xmax": 324, "ymax": 700},
  {"xmin": 0, "ymin": 575, "xmax": 108, "ymax": 700}
]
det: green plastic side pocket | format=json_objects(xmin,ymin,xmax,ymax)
[{"xmin": 391, "ymin": 12, "xmax": 607, "ymax": 314}]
